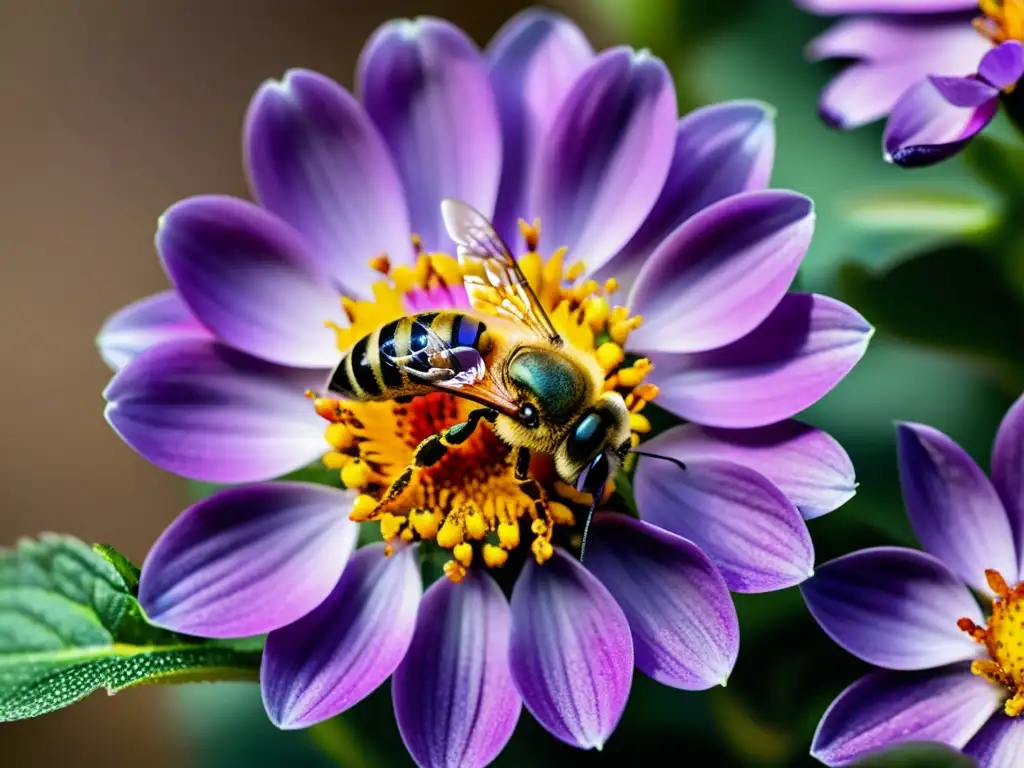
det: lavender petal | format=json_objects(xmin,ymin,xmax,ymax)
[{"xmin": 139, "ymin": 482, "xmax": 357, "ymax": 638}]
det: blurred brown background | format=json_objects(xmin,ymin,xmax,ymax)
[{"xmin": 0, "ymin": 1, "xmax": 594, "ymax": 763}]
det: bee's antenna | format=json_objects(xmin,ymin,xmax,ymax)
[{"xmin": 629, "ymin": 450, "xmax": 687, "ymax": 473}]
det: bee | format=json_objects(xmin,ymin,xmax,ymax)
[{"xmin": 326, "ymin": 199, "xmax": 634, "ymax": 556}]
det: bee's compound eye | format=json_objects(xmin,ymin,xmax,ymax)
[{"xmin": 518, "ymin": 403, "xmax": 540, "ymax": 428}]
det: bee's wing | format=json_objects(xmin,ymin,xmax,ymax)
[
  {"xmin": 441, "ymin": 198, "xmax": 562, "ymax": 345},
  {"xmin": 386, "ymin": 319, "xmax": 520, "ymax": 417}
]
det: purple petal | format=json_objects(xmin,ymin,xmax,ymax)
[
  {"xmin": 584, "ymin": 514, "xmax": 738, "ymax": 690},
  {"xmin": 966, "ymin": 714, "xmax": 1024, "ymax": 768},
  {"xmin": 596, "ymin": 100, "xmax": 776, "ymax": 288},
  {"xmin": 801, "ymin": 547, "xmax": 984, "ymax": 671},
  {"xmin": 991, "ymin": 394, "xmax": 1024, "ymax": 582},
  {"xmin": 648, "ymin": 293, "xmax": 872, "ymax": 429},
  {"xmin": 641, "ymin": 421, "xmax": 856, "ymax": 520},
  {"xmin": 359, "ymin": 18, "xmax": 501, "ymax": 252},
  {"xmin": 811, "ymin": 665, "xmax": 1002, "ymax": 766},
  {"xmin": 394, "ymin": 571, "xmax": 520, "ymax": 768},
  {"xmin": 807, "ymin": 18, "xmax": 986, "ymax": 63},
  {"xmin": 812, "ymin": 21, "xmax": 989, "ymax": 130},
  {"xmin": 930, "ymin": 75, "xmax": 1000, "ymax": 108},
  {"xmin": 529, "ymin": 47, "xmax": 677, "ymax": 276},
  {"xmin": 897, "ymin": 422, "xmax": 1017, "ymax": 593},
  {"xmin": 244, "ymin": 69, "xmax": 413, "ymax": 299},
  {"xmin": 96, "ymin": 291, "xmax": 213, "ymax": 371},
  {"xmin": 797, "ymin": 0, "xmax": 980, "ymax": 12},
  {"xmin": 509, "ymin": 549, "xmax": 633, "ymax": 750},
  {"xmin": 818, "ymin": 63, "xmax": 925, "ymax": 130},
  {"xmin": 138, "ymin": 482, "xmax": 357, "ymax": 638},
  {"xmin": 980, "ymin": 41, "xmax": 1024, "ymax": 91},
  {"xmin": 884, "ymin": 77, "xmax": 998, "ymax": 167},
  {"xmin": 104, "ymin": 339, "xmax": 326, "ymax": 484},
  {"xmin": 487, "ymin": 9, "xmax": 593, "ymax": 246},
  {"xmin": 627, "ymin": 191, "xmax": 812, "ymax": 354},
  {"xmin": 157, "ymin": 195, "xmax": 344, "ymax": 368},
  {"xmin": 635, "ymin": 456, "xmax": 814, "ymax": 593},
  {"xmin": 262, "ymin": 543, "xmax": 421, "ymax": 728}
]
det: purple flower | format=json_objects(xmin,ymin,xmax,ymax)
[
  {"xmin": 803, "ymin": 394, "xmax": 1024, "ymax": 766},
  {"xmin": 797, "ymin": 1, "xmax": 1024, "ymax": 166},
  {"xmin": 97, "ymin": 9, "xmax": 871, "ymax": 765}
]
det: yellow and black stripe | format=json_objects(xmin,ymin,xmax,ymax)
[{"xmin": 326, "ymin": 311, "xmax": 486, "ymax": 401}]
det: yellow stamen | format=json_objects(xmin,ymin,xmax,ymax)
[
  {"xmin": 453, "ymin": 542, "xmax": 473, "ymax": 568},
  {"xmin": 369, "ymin": 254, "xmax": 391, "ymax": 275},
  {"xmin": 437, "ymin": 518, "xmax": 463, "ymax": 549},
  {"xmin": 341, "ymin": 459, "xmax": 371, "ymax": 489},
  {"xmin": 548, "ymin": 501, "xmax": 576, "ymax": 526},
  {"xmin": 498, "ymin": 521, "xmax": 520, "ymax": 550},
  {"xmin": 350, "ymin": 494, "xmax": 378, "ymax": 522},
  {"xmin": 379, "ymin": 513, "xmax": 405, "ymax": 541},
  {"xmin": 596, "ymin": 342, "xmax": 625, "ymax": 373},
  {"xmin": 443, "ymin": 560, "xmax": 466, "ymax": 583},
  {"xmin": 960, "ymin": 568, "xmax": 1024, "ymax": 716},
  {"xmin": 464, "ymin": 512, "xmax": 488, "ymax": 540},
  {"xmin": 630, "ymin": 413, "xmax": 652, "ymax": 434},
  {"xmin": 322, "ymin": 451, "xmax": 348, "ymax": 470},
  {"xmin": 483, "ymin": 544, "xmax": 509, "ymax": 568},
  {"xmin": 325, "ymin": 422, "xmax": 355, "ymax": 451}
]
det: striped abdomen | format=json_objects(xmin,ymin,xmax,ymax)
[{"xmin": 326, "ymin": 312, "xmax": 487, "ymax": 401}]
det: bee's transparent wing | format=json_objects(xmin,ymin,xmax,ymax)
[
  {"xmin": 385, "ymin": 319, "xmax": 519, "ymax": 416},
  {"xmin": 441, "ymin": 198, "xmax": 562, "ymax": 345}
]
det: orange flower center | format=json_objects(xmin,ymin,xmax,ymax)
[
  {"xmin": 958, "ymin": 569, "xmax": 1024, "ymax": 716},
  {"xmin": 976, "ymin": 1, "xmax": 1024, "ymax": 45}
]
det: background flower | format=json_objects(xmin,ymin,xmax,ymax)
[
  {"xmin": 797, "ymin": 1, "xmax": 1024, "ymax": 165},
  {"xmin": 803, "ymin": 394, "xmax": 1024, "ymax": 766}
]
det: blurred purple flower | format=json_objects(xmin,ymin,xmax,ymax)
[
  {"xmin": 796, "ymin": 1, "xmax": 1024, "ymax": 166},
  {"xmin": 803, "ymin": 394, "xmax": 1024, "ymax": 766},
  {"xmin": 96, "ymin": 8, "xmax": 871, "ymax": 765}
]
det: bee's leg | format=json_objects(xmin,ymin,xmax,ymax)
[
  {"xmin": 375, "ymin": 408, "xmax": 497, "ymax": 512},
  {"xmin": 512, "ymin": 446, "xmax": 547, "ymax": 521}
]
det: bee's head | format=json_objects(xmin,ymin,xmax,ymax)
[{"xmin": 554, "ymin": 391, "xmax": 631, "ymax": 493}]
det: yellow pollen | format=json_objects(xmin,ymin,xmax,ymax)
[
  {"xmin": 453, "ymin": 542, "xmax": 473, "ymax": 568},
  {"xmin": 482, "ymin": 544, "xmax": 509, "ymax": 568},
  {"xmin": 325, "ymin": 422, "xmax": 355, "ymax": 451},
  {"xmin": 437, "ymin": 518, "xmax": 463, "ymax": 549},
  {"xmin": 443, "ymin": 560, "xmax": 467, "ymax": 583},
  {"xmin": 976, "ymin": 1, "xmax": 1024, "ymax": 54},
  {"xmin": 322, "ymin": 451, "xmax": 348, "ymax": 470},
  {"xmin": 350, "ymin": 494, "xmax": 377, "ymax": 522},
  {"xmin": 959, "ymin": 569, "xmax": 1024, "ymax": 716},
  {"xmin": 596, "ymin": 342, "xmax": 625, "ymax": 373},
  {"xmin": 498, "ymin": 521, "xmax": 520, "ymax": 550},
  {"xmin": 379, "ymin": 513, "xmax": 405, "ymax": 541},
  {"xmin": 340, "ymin": 459, "xmax": 371, "ymax": 489},
  {"xmin": 465, "ymin": 512, "xmax": 487, "ymax": 540},
  {"xmin": 317, "ymin": 225, "xmax": 658, "ymax": 582}
]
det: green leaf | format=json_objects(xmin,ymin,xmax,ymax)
[
  {"xmin": 842, "ymin": 190, "xmax": 998, "ymax": 236},
  {"xmin": 837, "ymin": 245, "xmax": 1024, "ymax": 392},
  {"xmin": 0, "ymin": 534, "xmax": 261, "ymax": 721},
  {"xmin": 853, "ymin": 742, "xmax": 975, "ymax": 768}
]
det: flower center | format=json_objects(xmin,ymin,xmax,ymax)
[
  {"xmin": 310, "ymin": 219, "xmax": 657, "ymax": 582},
  {"xmin": 976, "ymin": 0, "xmax": 1024, "ymax": 45},
  {"xmin": 958, "ymin": 569, "xmax": 1024, "ymax": 716}
]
